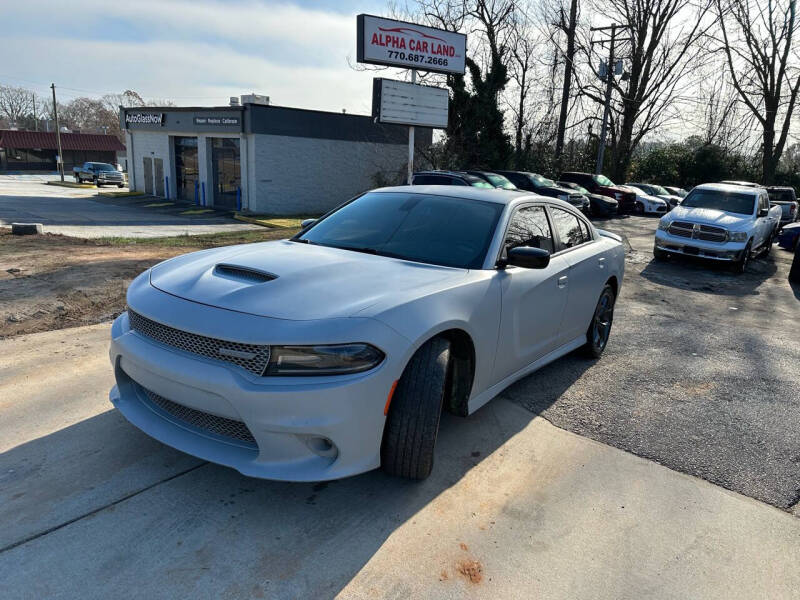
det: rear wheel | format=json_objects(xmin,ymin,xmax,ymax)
[
  {"xmin": 582, "ymin": 284, "xmax": 616, "ymax": 358},
  {"xmin": 381, "ymin": 337, "xmax": 450, "ymax": 480}
]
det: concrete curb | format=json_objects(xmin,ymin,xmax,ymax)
[{"xmin": 45, "ymin": 181, "xmax": 95, "ymax": 189}]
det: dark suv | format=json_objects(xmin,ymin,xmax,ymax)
[
  {"xmin": 411, "ymin": 171, "xmax": 495, "ymax": 188},
  {"xmin": 494, "ymin": 170, "xmax": 590, "ymax": 214},
  {"xmin": 559, "ymin": 172, "xmax": 636, "ymax": 212},
  {"xmin": 464, "ymin": 171, "xmax": 519, "ymax": 190}
]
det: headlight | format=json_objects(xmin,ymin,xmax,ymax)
[
  {"xmin": 728, "ymin": 231, "xmax": 747, "ymax": 242},
  {"xmin": 264, "ymin": 343, "xmax": 384, "ymax": 376},
  {"xmin": 658, "ymin": 219, "xmax": 670, "ymax": 231},
  {"xmin": 559, "ymin": 194, "xmax": 569, "ymax": 201}
]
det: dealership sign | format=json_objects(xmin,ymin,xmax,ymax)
[
  {"xmin": 125, "ymin": 112, "xmax": 164, "ymax": 126},
  {"xmin": 357, "ymin": 14, "xmax": 466, "ymax": 75},
  {"xmin": 373, "ymin": 78, "xmax": 448, "ymax": 128}
]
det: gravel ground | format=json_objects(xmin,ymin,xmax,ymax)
[{"xmin": 503, "ymin": 214, "xmax": 800, "ymax": 510}]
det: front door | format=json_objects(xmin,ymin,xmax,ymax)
[
  {"xmin": 174, "ymin": 136, "xmax": 198, "ymax": 202},
  {"xmin": 492, "ymin": 205, "xmax": 570, "ymax": 382},
  {"xmin": 211, "ymin": 138, "xmax": 240, "ymax": 209}
]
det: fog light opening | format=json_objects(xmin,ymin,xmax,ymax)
[{"xmin": 305, "ymin": 436, "xmax": 338, "ymax": 459}]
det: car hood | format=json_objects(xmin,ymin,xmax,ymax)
[
  {"xmin": 667, "ymin": 205, "xmax": 751, "ymax": 228},
  {"xmin": 149, "ymin": 240, "xmax": 468, "ymax": 320}
]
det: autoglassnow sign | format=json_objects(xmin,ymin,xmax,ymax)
[
  {"xmin": 357, "ymin": 14, "xmax": 466, "ymax": 75},
  {"xmin": 125, "ymin": 112, "xmax": 164, "ymax": 126}
]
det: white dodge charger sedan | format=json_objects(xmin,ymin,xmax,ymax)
[{"xmin": 109, "ymin": 186, "xmax": 625, "ymax": 481}]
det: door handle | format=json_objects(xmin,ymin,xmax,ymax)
[
  {"xmin": 598, "ymin": 257, "xmax": 606, "ymax": 269},
  {"xmin": 558, "ymin": 275, "xmax": 568, "ymax": 288}
]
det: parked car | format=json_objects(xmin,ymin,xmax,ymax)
[
  {"xmin": 465, "ymin": 171, "xmax": 519, "ymax": 190},
  {"xmin": 777, "ymin": 222, "xmax": 800, "ymax": 251},
  {"xmin": 559, "ymin": 172, "xmax": 637, "ymax": 212},
  {"xmin": 663, "ymin": 186, "xmax": 689, "ymax": 199},
  {"xmin": 766, "ymin": 186, "xmax": 798, "ymax": 230},
  {"xmin": 654, "ymin": 183, "xmax": 782, "ymax": 273},
  {"xmin": 494, "ymin": 170, "xmax": 590, "ymax": 214},
  {"xmin": 557, "ymin": 180, "xmax": 619, "ymax": 217},
  {"xmin": 109, "ymin": 186, "xmax": 625, "ymax": 481},
  {"xmin": 411, "ymin": 170, "xmax": 495, "ymax": 188},
  {"xmin": 626, "ymin": 187, "xmax": 670, "ymax": 215},
  {"xmin": 625, "ymin": 182, "xmax": 682, "ymax": 209},
  {"xmin": 74, "ymin": 162, "xmax": 125, "ymax": 187}
]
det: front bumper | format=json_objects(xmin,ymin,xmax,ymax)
[
  {"xmin": 654, "ymin": 230, "xmax": 746, "ymax": 261},
  {"xmin": 109, "ymin": 299, "xmax": 410, "ymax": 481}
]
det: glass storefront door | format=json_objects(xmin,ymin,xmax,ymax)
[
  {"xmin": 211, "ymin": 138, "xmax": 241, "ymax": 209},
  {"xmin": 174, "ymin": 136, "xmax": 198, "ymax": 202}
]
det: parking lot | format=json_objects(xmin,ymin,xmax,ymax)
[{"xmin": 1, "ymin": 185, "xmax": 799, "ymax": 598}]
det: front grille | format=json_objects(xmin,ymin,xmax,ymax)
[
  {"xmin": 668, "ymin": 221, "xmax": 727, "ymax": 243},
  {"xmin": 142, "ymin": 387, "xmax": 257, "ymax": 446},
  {"xmin": 128, "ymin": 310, "xmax": 271, "ymax": 375}
]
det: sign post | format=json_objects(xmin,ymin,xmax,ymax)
[{"xmin": 357, "ymin": 14, "xmax": 466, "ymax": 184}]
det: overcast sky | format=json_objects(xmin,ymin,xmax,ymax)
[{"xmin": 2, "ymin": 0, "xmax": 395, "ymax": 114}]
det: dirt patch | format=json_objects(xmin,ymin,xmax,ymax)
[
  {"xmin": 0, "ymin": 227, "xmax": 295, "ymax": 338},
  {"xmin": 456, "ymin": 559, "xmax": 483, "ymax": 584}
]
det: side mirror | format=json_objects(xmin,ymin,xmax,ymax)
[
  {"xmin": 758, "ymin": 208, "xmax": 769, "ymax": 217},
  {"xmin": 503, "ymin": 246, "xmax": 551, "ymax": 269},
  {"xmin": 300, "ymin": 219, "xmax": 317, "ymax": 229}
]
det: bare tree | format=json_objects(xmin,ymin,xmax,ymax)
[
  {"xmin": 716, "ymin": 0, "xmax": 800, "ymax": 184},
  {"xmin": 554, "ymin": 0, "xmax": 580, "ymax": 166},
  {"xmin": 0, "ymin": 85, "xmax": 33, "ymax": 126},
  {"xmin": 578, "ymin": 0, "xmax": 715, "ymax": 181}
]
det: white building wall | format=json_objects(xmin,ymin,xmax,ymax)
[
  {"xmin": 250, "ymin": 135, "xmax": 407, "ymax": 215},
  {"xmin": 128, "ymin": 131, "xmax": 171, "ymax": 197}
]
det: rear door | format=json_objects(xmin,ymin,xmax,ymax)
[
  {"xmin": 548, "ymin": 206, "xmax": 607, "ymax": 343},
  {"xmin": 493, "ymin": 204, "xmax": 570, "ymax": 381}
]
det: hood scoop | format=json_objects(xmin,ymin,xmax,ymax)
[{"xmin": 213, "ymin": 263, "xmax": 277, "ymax": 284}]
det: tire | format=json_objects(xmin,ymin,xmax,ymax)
[
  {"xmin": 117, "ymin": 183, "xmax": 124, "ymax": 188},
  {"xmin": 731, "ymin": 241, "xmax": 752, "ymax": 274},
  {"xmin": 763, "ymin": 231, "xmax": 774, "ymax": 256},
  {"xmin": 93, "ymin": 176, "xmax": 99, "ymax": 187},
  {"xmin": 582, "ymin": 284, "xmax": 616, "ymax": 358},
  {"xmin": 381, "ymin": 337, "xmax": 450, "ymax": 480},
  {"xmin": 635, "ymin": 202, "xmax": 644, "ymax": 215},
  {"xmin": 75, "ymin": 174, "xmax": 81, "ymax": 183}
]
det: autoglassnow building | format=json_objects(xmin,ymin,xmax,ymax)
[{"xmin": 121, "ymin": 95, "xmax": 431, "ymax": 214}]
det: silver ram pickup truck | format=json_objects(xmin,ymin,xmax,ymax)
[{"xmin": 654, "ymin": 183, "xmax": 781, "ymax": 273}]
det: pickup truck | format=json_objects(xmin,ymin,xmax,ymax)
[
  {"xmin": 654, "ymin": 182, "xmax": 781, "ymax": 273},
  {"xmin": 74, "ymin": 162, "xmax": 125, "ymax": 187},
  {"xmin": 766, "ymin": 186, "xmax": 798, "ymax": 230}
]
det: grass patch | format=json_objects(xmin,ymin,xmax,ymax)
[
  {"xmin": 234, "ymin": 213, "xmax": 318, "ymax": 228},
  {"xmin": 95, "ymin": 227, "xmax": 299, "ymax": 248},
  {"xmin": 179, "ymin": 208, "xmax": 216, "ymax": 215}
]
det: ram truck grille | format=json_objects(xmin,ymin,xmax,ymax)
[
  {"xmin": 128, "ymin": 309, "xmax": 271, "ymax": 375},
  {"xmin": 668, "ymin": 221, "xmax": 727, "ymax": 243}
]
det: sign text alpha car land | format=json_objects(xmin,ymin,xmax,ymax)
[{"xmin": 357, "ymin": 14, "xmax": 466, "ymax": 75}]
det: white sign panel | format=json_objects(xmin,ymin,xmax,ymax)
[
  {"xmin": 373, "ymin": 78, "xmax": 449, "ymax": 128},
  {"xmin": 357, "ymin": 14, "xmax": 466, "ymax": 75}
]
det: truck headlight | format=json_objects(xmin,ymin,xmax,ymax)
[
  {"xmin": 559, "ymin": 194, "xmax": 569, "ymax": 201},
  {"xmin": 263, "ymin": 343, "xmax": 384, "ymax": 376},
  {"xmin": 658, "ymin": 220, "xmax": 670, "ymax": 231},
  {"xmin": 728, "ymin": 231, "xmax": 747, "ymax": 242}
]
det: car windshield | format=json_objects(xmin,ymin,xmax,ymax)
[
  {"xmin": 296, "ymin": 192, "xmax": 504, "ymax": 269},
  {"xmin": 594, "ymin": 174, "xmax": 615, "ymax": 186},
  {"xmin": 681, "ymin": 189, "xmax": 755, "ymax": 215},
  {"xmin": 768, "ymin": 190, "xmax": 794, "ymax": 202},
  {"xmin": 484, "ymin": 174, "xmax": 517, "ymax": 190},
  {"xmin": 651, "ymin": 185, "xmax": 669, "ymax": 195},
  {"xmin": 92, "ymin": 163, "xmax": 116, "ymax": 171},
  {"xmin": 530, "ymin": 174, "xmax": 555, "ymax": 187}
]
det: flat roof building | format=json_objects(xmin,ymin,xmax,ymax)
[{"xmin": 121, "ymin": 98, "xmax": 432, "ymax": 215}]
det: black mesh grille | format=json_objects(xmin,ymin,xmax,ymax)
[
  {"xmin": 128, "ymin": 310, "xmax": 270, "ymax": 375},
  {"xmin": 142, "ymin": 387, "xmax": 257, "ymax": 446}
]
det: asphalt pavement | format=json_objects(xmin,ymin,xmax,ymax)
[
  {"xmin": 503, "ymin": 215, "xmax": 800, "ymax": 509},
  {"xmin": 0, "ymin": 176, "xmax": 260, "ymax": 238},
  {"xmin": 2, "ymin": 324, "xmax": 799, "ymax": 599}
]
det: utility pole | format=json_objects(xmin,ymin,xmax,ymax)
[
  {"xmin": 593, "ymin": 24, "xmax": 617, "ymax": 175},
  {"xmin": 407, "ymin": 69, "xmax": 417, "ymax": 184},
  {"xmin": 51, "ymin": 83, "xmax": 64, "ymax": 182}
]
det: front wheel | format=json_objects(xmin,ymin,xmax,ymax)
[
  {"xmin": 635, "ymin": 202, "xmax": 644, "ymax": 215},
  {"xmin": 731, "ymin": 241, "xmax": 752, "ymax": 274},
  {"xmin": 117, "ymin": 183, "xmax": 124, "ymax": 188},
  {"xmin": 381, "ymin": 337, "xmax": 450, "ymax": 480},
  {"xmin": 582, "ymin": 284, "xmax": 616, "ymax": 358}
]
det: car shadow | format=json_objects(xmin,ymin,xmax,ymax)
[
  {"xmin": 639, "ymin": 250, "xmax": 779, "ymax": 296},
  {"xmin": 0, "ymin": 362, "xmax": 588, "ymax": 598}
]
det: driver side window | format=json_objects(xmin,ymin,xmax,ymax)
[{"xmin": 504, "ymin": 206, "xmax": 555, "ymax": 254}]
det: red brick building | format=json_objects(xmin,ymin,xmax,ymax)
[{"xmin": 0, "ymin": 130, "xmax": 124, "ymax": 171}]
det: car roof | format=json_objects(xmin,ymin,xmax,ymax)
[
  {"xmin": 374, "ymin": 185, "xmax": 574, "ymax": 207},
  {"xmin": 695, "ymin": 182, "xmax": 762, "ymax": 195},
  {"xmin": 719, "ymin": 180, "xmax": 762, "ymax": 187}
]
